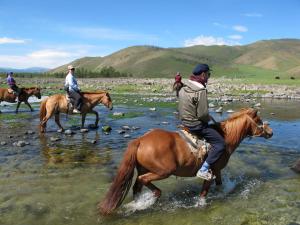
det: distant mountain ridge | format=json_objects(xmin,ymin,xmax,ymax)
[
  {"xmin": 49, "ymin": 39, "xmax": 300, "ymax": 78},
  {"xmin": 0, "ymin": 67, "xmax": 49, "ymax": 73}
]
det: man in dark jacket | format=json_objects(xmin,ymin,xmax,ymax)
[{"xmin": 178, "ymin": 64, "xmax": 226, "ymax": 181}]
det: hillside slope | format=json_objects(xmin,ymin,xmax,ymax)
[{"xmin": 50, "ymin": 39, "xmax": 300, "ymax": 78}]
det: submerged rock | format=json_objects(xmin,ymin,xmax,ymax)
[
  {"xmin": 13, "ymin": 141, "xmax": 26, "ymax": 147},
  {"xmin": 215, "ymin": 107, "xmax": 223, "ymax": 113},
  {"xmin": 291, "ymin": 159, "xmax": 300, "ymax": 173},
  {"xmin": 113, "ymin": 112, "xmax": 125, "ymax": 116},
  {"xmin": 50, "ymin": 137, "xmax": 61, "ymax": 142},
  {"xmin": 102, "ymin": 125, "xmax": 112, "ymax": 132},
  {"xmin": 0, "ymin": 141, "xmax": 7, "ymax": 146},
  {"xmin": 64, "ymin": 130, "xmax": 75, "ymax": 135},
  {"xmin": 122, "ymin": 125, "xmax": 131, "ymax": 130},
  {"xmin": 80, "ymin": 129, "xmax": 89, "ymax": 133}
]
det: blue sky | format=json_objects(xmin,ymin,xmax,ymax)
[{"xmin": 0, "ymin": 0, "xmax": 299, "ymax": 69}]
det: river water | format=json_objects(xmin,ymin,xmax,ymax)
[{"xmin": 0, "ymin": 97, "xmax": 299, "ymax": 225}]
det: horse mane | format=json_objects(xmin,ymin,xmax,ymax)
[
  {"xmin": 22, "ymin": 87, "xmax": 39, "ymax": 90},
  {"xmin": 221, "ymin": 108, "xmax": 255, "ymax": 151},
  {"xmin": 81, "ymin": 90, "xmax": 107, "ymax": 95}
]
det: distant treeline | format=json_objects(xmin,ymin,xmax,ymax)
[{"xmin": 0, "ymin": 66, "xmax": 133, "ymax": 78}]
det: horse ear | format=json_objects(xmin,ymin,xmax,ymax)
[{"xmin": 251, "ymin": 108, "xmax": 258, "ymax": 117}]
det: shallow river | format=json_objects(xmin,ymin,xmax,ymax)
[{"xmin": 0, "ymin": 97, "xmax": 299, "ymax": 225}]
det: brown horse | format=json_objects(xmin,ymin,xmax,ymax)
[
  {"xmin": 99, "ymin": 108, "xmax": 273, "ymax": 215},
  {"xmin": 39, "ymin": 91, "xmax": 113, "ymax": 133},
  {"xmin": 0, "ymin": 87, "xmax": 41, "ymax": 113}
]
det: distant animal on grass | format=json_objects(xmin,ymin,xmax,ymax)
[
  {"xmin": 99, "ymin": 108, "xmax": 273, "ymax": 215},
  {"xmin": 39, "ymin": 91, "xmax": 113, "ymax": 133},
  {"xmin": 0, "ymin": 87, "xmax": 41, "ymax": 113}
]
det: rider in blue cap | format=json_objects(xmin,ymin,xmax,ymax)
[{"xmin": 178, "ymin": 64, "xmax": 225, "ymax": 181}]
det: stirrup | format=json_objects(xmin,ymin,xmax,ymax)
[{"xmin": 196, "ymin": 169, "xmax": 216, "ymax": 181}]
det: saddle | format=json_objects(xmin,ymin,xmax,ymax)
[
  {"xmin": 7, "ymin": 88, "xmax": 15, "ymax": 94},
  {"xmin": 178, "ymin": 127, "xmax": 212, "ymax": 162},
  {"xmin": 66, "ymin": 94, "xmax": 75, "ymax": 114}
]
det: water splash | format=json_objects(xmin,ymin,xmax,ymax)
[
  {"xmin": 240, "ymin": 179, "xmax": 261, "ymax": 199},
  {"xmin": 122, "ymin": 191, "xmax": 158, "ymax": 215}
]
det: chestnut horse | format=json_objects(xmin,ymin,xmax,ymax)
[
  {"xmin": 39, "ymin": 91, "xmax": 113, "ymax": 133},
  {"xmin": 0, "ymin": 87, "xmax": 41, "ymax": 113},
  {"xmin": 99, "ymin": 108, "xmax": 273, "ymax": 215}
]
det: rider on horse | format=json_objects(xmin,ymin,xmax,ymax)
[
  {"xmin": 178, "ymin": 64, "xmax": 226, "ymax": 181},
  {"xmin": 6, "ymin": 72, "xmax": 20, "ymax": 101},
  {"xmin": 64, "ymin": 65, "xmax": 82, "ymax": 113},
  {"xmin": 173, "ymin": 72, "xmax": 184, "ymax": 97}
]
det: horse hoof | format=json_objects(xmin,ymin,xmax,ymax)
[{"xmin": 153, "ymin": 190, "xmax": 161, "ymax": 198}]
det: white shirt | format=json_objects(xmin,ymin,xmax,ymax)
[{"xmin": 65, "ymin": 72, "xmax": 79, "ymax": 92}]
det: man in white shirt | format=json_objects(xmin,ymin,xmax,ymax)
[{"xmin": 64, "ymin": 65, "xmax": 82, "ymax": 113}]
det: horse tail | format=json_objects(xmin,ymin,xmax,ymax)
[
  {"xmin": 39, "ymin": 98, "xmax": 48, "ymax": 123},
  {"xmin": 99, "ymin": 139, "xmax": 139, "ymax": 215}
]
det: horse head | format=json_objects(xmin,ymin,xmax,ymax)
[
  {"xmin": 24, "ymin": 87, "xmax": 42, "ymax": 99},
  {"xmin": 245, "ymin": 108, "xmax": 273, "ymax": 139},
  {"xmin": 100, "ymin": 92, "xmax": 113, "ymax": 110},
  {"xmin": 32, "ymin": 87, "xmax": 42, "ymax": 99}
]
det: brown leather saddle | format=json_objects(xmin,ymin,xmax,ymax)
[
  {"xmin": 65, "ymin": 94, "xmax": 75, "ymax": 114},
  {"xmin": 7, "ymin": 88, "xmax": 15, "ymax": 94},
  {"xmin": 178, "ymin": 126, "xmax": 212, "ymax": 161}
]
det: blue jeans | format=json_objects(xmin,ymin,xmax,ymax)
[{"xmin": 188, "ymin": 123, "xmax": 226, "ymax": 165}]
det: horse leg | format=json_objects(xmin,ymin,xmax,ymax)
[
  {"xmin": 132, "ymin": 165, "xmax": 147, "ymax": 197},
  {"xmin": 15, "ymin": 101, "xmax": 21, "ymax": 113},
  {"xmin": 24, "ymin": 101, "xmax": 33, "ymax": 112},
  {"xmin": 200, "ymin": 180, "xmax": 213, "ymax": 198},
  {"xmin": 214, "ymin": 170, "xmax": 222, "ymax": 186},
  {"xmin": 40, "ymin": 108, "xmax": 55, "ymax": 133},
  {"xmin": 54, "ymin": 112, "xmax": 64, "ymax": 131},
  {"xmin": 81, "ymin": 113, "xmax": 86, "ymax": 128},
  {"xmin": 138, "ymin": 172, "xmax": 172, "ymax": 198},
  {"xmin": 91, "ymin": 110, "xmax": 99, "ymax": 127}
]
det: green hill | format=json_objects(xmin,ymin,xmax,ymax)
[{"xmin": 50, "ymin": 39, "xmax": 300, "ymax": 79}]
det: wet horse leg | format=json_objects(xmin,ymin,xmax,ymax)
[
  {"xmin": 54, "ymin": 112, "xmax": 64, "ymax": 131},
  {"xmin": 200, "ymin": 180, "xmax": 213, "ymax": 198},
  {"xmin": 81, "ymin": 113, "xmax": 86, "ymax": 128},
  {"xmin": 91, "ymin": 109, "xmax": 99, "ymax": 127},
  {"xmin": 214, "ymin": 170, "xmax": 222, "ymax": 186},
  {"xmin": 40, "ymin": 107, "xmax": 55, "ymax": 133},
  {"xmin": 24, "ymin": 101, "xmax": 33, "ymax": 112},
  {"xmin": 15, "ymin": 101, "xmax": 21, "ymax": 113},
  {"xmin": 138, "ymin": 172, "xmax": 172, "ymax": 198},
  {"xmin": 132, "ymin": 165, "xmax": 147, "ymax": 197}
]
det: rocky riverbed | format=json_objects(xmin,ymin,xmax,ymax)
[{"xmin": 2, "ymin": 77, "xmax": 300, "ymax": 99}]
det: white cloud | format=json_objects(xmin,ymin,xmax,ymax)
[
  {"xmin": 233, "ymin": 25, "xmax": 248, "ymax": 32},
  {"xmin": 0, "ymin": 49, "xmax": 78, "ymax": 69},
  {"xmin": 184, "ymin": 35, "xmax": 240, "ymax": 47},
  {"xmin": 213, "ymin": 22, "xmax": 228, "ymax": 28},
  {"xmin": 228, "ymin": 35, "xmax": 243, "ymax": 40},
  {"xmin": 243, "ymin": 13, "xmax": 262, "ymax": 17},
  {"xmin": 0, "ymin": 44, "xmax": 112, "ymax": 69},
  {"xmin": 0, "ymin": 37, "xmax": 26, "ymax": 44},
  {"xmin": 28, "ymin": 49, "xmax": 71, "ymax": 59}
]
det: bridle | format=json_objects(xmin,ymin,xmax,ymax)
[{"xmin": 247, "ymin": 115, "xmax": 269, "ymax": 138}]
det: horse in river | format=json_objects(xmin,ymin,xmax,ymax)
[
  {"xmin": 39, "ymin": 91, "xmax": 113, "ymax": 133},
  {"xmin": 99, "ymin": 108, "xmax": 273, "ymax": 215},
  {"xmin": 0, "ymin": 87, "xmax": 41, "ymax": 113}
]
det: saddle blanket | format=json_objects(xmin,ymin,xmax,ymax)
[{"xmin": 178, "ymin": 129, "xmax": 212, "ymax": 161}]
